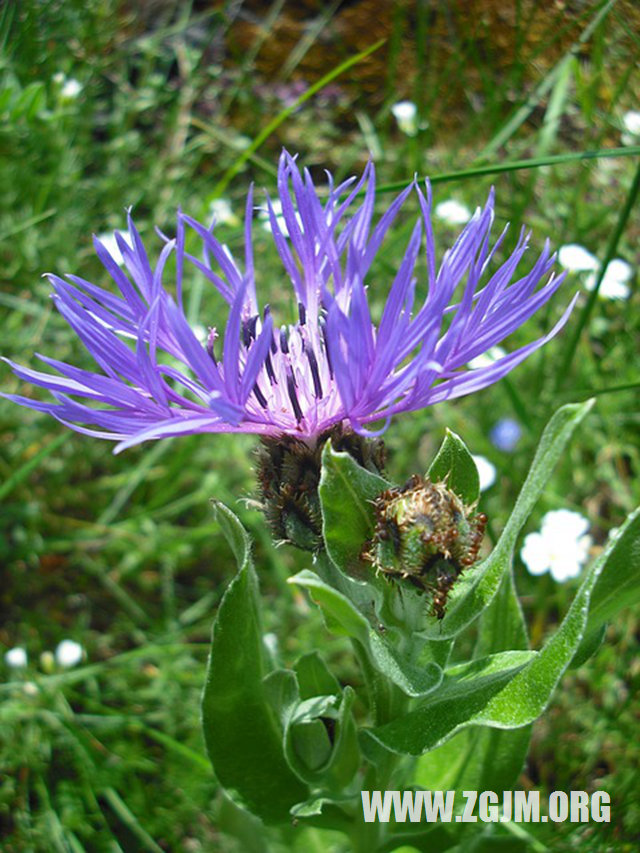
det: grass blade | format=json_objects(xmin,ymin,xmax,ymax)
[
  {"xmin": 373, "ymin": 145, "xmax": 640, "ymax": 194},
  {"xmin": 479, "ymin": 0, "xmax": 618, "ymax": 157},
  {"xmin": 210, "ymin": 38, "xmax": 386, "ymax": 197},
  {"xmin": 556, "ymin": 159, "xmax": 640, "ymax": 388}
]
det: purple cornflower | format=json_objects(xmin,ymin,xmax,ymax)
[{"xmin": 3, "ymin": 152, "xmax": 574, "ymax": 453}]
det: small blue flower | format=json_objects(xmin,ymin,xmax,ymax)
[
  {"xmin": 490, "ymin": 418, "xmax": 522, "ymax": 452},
  {"xmin": 3, "ymin": 152, "xmax": 574, "ymax": 452}
]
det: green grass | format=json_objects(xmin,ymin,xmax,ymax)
[{"xmin": 1, "ymin": 1, "xmax": 639, "ymax": 850}]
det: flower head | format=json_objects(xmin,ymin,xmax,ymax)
[
  {"xmin": 520, "ymin": 509, "xmax": 592, "ymax": 582},
  {"xmin": 585, "ymin": 258, "xmax": 632, "ymax": 300},
  {"xmin": 5, "ymin": 647, "xmax": 28, "ymax": 668},
  {"xmin": 391, "ymin": 100, "xmax": 419, "ymax": 136},
  {"xmin": 434, "ymin": 198, "xmax": 472, "ymax": 225},
  {"xmin": 3, "ymin": 152, "xmax": 574, "ymax": 452},
  {"xmin": 55, "ymin": 639, "xmax": 84, "ymax": 668}
]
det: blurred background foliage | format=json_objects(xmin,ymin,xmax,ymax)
[{"xmin": 1, "ymin": 1, "xmax": 639, "ymax": 850}]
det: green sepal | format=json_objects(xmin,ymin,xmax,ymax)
[
  {"xmin": 428, "ymin": 428, "xmax": 480, "ymax": 505},
  {"xmin": 318, "ymin": 441, "xmax": 390, "ymax": 574}
]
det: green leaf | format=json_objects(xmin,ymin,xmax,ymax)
[
  {"xmin": 572, "ymin": 506, "xmax": 640, "ymax": 666},
  {"xmin": 286, "ymin": 696, "xmax": 338, "ymax": 779},
  {"xmin": 368, "ymin": 632, "xmax": 443, "ymax": 698},
  {"xmin": 414, "ymin": 726, "xmax": 531, "ymax": 809},
  {"xmin": 289, "ymin": 570, "xmax": 443, "ymax": 698},
  {"xmin": 262, "ymin": 668, "xmax": 300, "ymax": 731},
  {"xmin": 210, "ymin": 499, "xmax": 252, "ymax": 569},
  {"xmin": 432, "ymin": 400, "xmax": 594, "ymax": 639},
  {"xmin": 466, "ymin": 508, "xmax": 640, "ymax": 729},
  {"xmin": 414, "ymin": 571, "xmax": 531, "ymax": 801},
  {"xmin": 202, "ymin": 503, "xmax": 307, "ymax": 824},
  {"xmin": 428, "ymin": 429, "xmax": 480, "ymax": 505},
  {"xmin": 294, "ymin": 652, "xmax": 342, "ymax": 700},
  {"xmin": 362, "ymin": 651, "xmax": 535, "ymax": 756},
  {"xmin": 318, "ymin": 442, "xmax": 390, "ymax": 574},
  {"xmin": 474, "ymin": 569, "xmax": 528, "ymax": 658},
  {"xmin": 288, "ymin": 569, "xmax": 371, "ymax": 643},
  {"xmin": 285, "ymin": 688, "xmax": 360, "ymax": 789}
]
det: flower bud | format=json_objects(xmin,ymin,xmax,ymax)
[
  {"xmin": 256, "ymin": 425, "xmax": 386, "ymax": 551},
  {"xmin": 363, "ymin": 475, "xmax": 486, "ymax": 618}
]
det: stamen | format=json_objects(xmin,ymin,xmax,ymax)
[
  {"xmin": 206, "ymin": 328, "xmax": 217, "ymax": 363},
  {"xmin": 242, "ymin": 316, "xmax": 258, "ymax": 347},
  {"xmin": 265, "ymin": 350, "xmax": 277, "ymax": 384},
  {"xmin": 253, "ymin": 381, "xmax": 268, "ymax": 408},
  {"xmin": 298, "ymin": 301, "xmax": 306, "ymax": 325},
  {"xmin": 280, "ymin": 326, "xmax": 289, "ymax": 354},
  {"xmin": 287, "ymin": 371, "xmax": 303, "ymax": 422},
  {"xmin": 306, "ymin": 347, "xmax": 323, "ymax": 399},
  {"xmin": 263, "ymin": 305, "xmax": 277, "ymax": 355},
  {"xmin": 318, "ymin": 315, "xmax": 333, "ymax": 378}
]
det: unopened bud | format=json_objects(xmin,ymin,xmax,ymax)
[{"xmin": 363, "ymin": 474, "xmax": 487, "ymax": 618}]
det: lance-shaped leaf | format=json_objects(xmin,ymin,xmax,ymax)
[
  {"xmin": 362, "ymin": 651, "xmax": 535, "ymax": 756},
  {"xmin": 572, "ymin": 506, "xmax": 640, "ymax": 666},
  {"xmin": 288, "ymin": 569, "xmax": 371, "ymax": 643},
  {"xmin": 202, "ymin": 502, "xmax": 307, "ymax": 823}
]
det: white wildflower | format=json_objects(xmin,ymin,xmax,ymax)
[
  {"xmin": 558, "ymin": 244, "xmax": 599, "ymax": 273},
  {"xmin": 5, "ymin": 647, "xmax": 28, "ymax": 668},
  {"xmin": 210, "ymin": 198, "xmax": 237, "ymax": 226},
  {"xmin": 621, "ymin": 110, "xmax": 640, "ymax": 145},
  {"xmin": 585, "ymin": 258, "xmax": 632, "ymax": 300},
  {"xmin": 391, "ymin": 100, "xmax": 418, "ymax": 136},
  {"xmin": 258, "ymin": 200, "xmax": 302, "ymax": 238},
  {"xmin": 53, "ymin": 73, "xmax": 82, "ymax": 99},
  {"xmin": 61, "ymin": 78, "xmax": 82, "ymax": 99},
  {"xmin": 434, "ymin": 199, "xmax": 471, "ymax": 225},
  {"xmin": 96, "ymin": 230, "xmax": 135, "ymax": 267},
  {"xmin": 521, "ymin": 509, "xmax": 592, "ymax": 582},
  {"xmin": 55, "ymin": 639, "xmax": 84, "ymax": 668}
]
